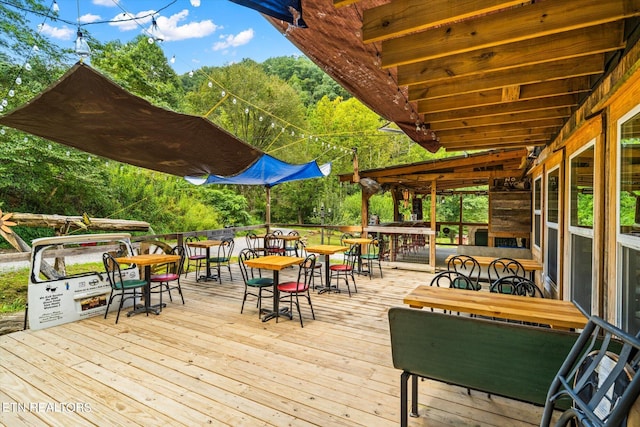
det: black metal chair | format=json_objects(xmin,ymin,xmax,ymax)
[
  {"xmin": 245, "ymin": 232, "xmax": 266, "ymax": 256},
  {"xmin": 285, "ymin": 230, "xmax": 300, "ymax": 257},
  {"xmin": 329, "ymin": 243, "xmax": 358, "ymax": 296},
  {"xmin": 361, "ymin": 238, "xmax": 383, "ymax": 279},
  {"xmin": 264, "ymin": 232, "xmax": 285, "ymax": 256},
  {"xmin": 299, "ymin": 240, "xmax": 323, "ymax": 288},
  {"xmin": 490, "ymin": 275, "xmax": 543, "ymax": 297},
  {"xmin": 238, "ymin": 248, "xmax": 274, "ymax": 317},
  {"xmin": 184, "ymin": 236, "xmax": 206, "ymax": 278},
  {"xmin": 277, "ymin": 254, "xmax": 316, "ymax": 327},
  {"xmin": 541, "ymin": 315, "xmax": 640, "ymax": 427},
  {"xmin": 446, "ymin": 255, "xmax": 482, "ymax": 290},
  {"xmin": 102, "ymin": 253, "xmax": 148, "ymax": 324},
  {"xmin": 149, "ymin": 245, "xmax": 186, "ymax": 306},
  {"xmin": 487, "ymin": 257, "xmax": 526, "ymax": 285},
  {"xmin": 209, "ymin": 237, "xmax": 234, "ymax": 283},
  {"xmin": 429, "ymin": 270, "xmax": 476, "ymax": 290}
]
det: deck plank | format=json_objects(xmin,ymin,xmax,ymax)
[{"xmin": 0, "ymin": 267, "xmax": 553, "ymax": 426}]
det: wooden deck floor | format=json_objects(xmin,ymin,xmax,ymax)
[{"xmin": 1, "ymin": 266, "xmax": 551, "ymax": 426}]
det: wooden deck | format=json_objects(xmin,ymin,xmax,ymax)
[{"xmin": 1, "ymin": 267, "xmax": 553, "ymax": 426}]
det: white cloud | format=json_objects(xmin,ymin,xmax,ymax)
[
  {"xmin": 213, "ymin": 29, "xmax": 254, "ymax": 51},
  {"xmin": 79, "ymin": 13, "xmax": 101, "ymax": 24},
  {"xmin": 190, "ymin": 0, "xmax": 201, "ymax": 6},
  {"xmin": 38, "ymin": 23, "xmax": 75, "ymax": 40},
  {"xmin": 107, "ymin": 9, "xmax": 217, "ymax": 41},
  {"xmin": 108, "ymin": 9, "xmax": 155, "ymax": 32},
  {"xmin": 92, "ymin": 0, "xmax": 119, "ymax": 6},
  {"xmin": 153, "ymin": 10, "xmax": 219, "ymax": 41}
]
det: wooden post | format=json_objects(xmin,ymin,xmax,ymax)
[
  {"xmin": 430, "ymin": 181, "xmax": 437, "ymax": 271},
  {"xmin": 265, "ymin": 186, "xmax": 271, "ymax": 233}
]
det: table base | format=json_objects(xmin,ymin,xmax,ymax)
[
  {"xmin": 317, "ymin": 285, "xmax": 341, "ymax": 294},
  {"xmin": 261, "ymin": 307, "xmax": 292, "ymax": 322},
  {"xmin": 127, "ymin": 302, "xmax": 163, "ymax": 316}
]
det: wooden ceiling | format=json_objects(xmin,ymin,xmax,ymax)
[{"xmin": 267, "ymin": 0, "xmax": 640, "ymax": 153}]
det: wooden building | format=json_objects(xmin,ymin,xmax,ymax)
[{"xmin": 264, "ymin": 1, "xmax": 640, "ymax": 332}]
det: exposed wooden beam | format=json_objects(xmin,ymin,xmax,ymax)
[
  {"xmin": 418, "ymin": 78, "xmax": 590, "ymax": 112},
  {"xmin": 424, "ymin": 95, "xmax": 578, "ymax": 123},
  {"xmin": 434, "ymin": 119, "xmax": 564, "ymax": 138},
  {"xmin": 440, "ymin": 129, "xmax": 556, "ymax": 144},
  {"xmin": 408, "ymin": 55, "xmax": 604, "ymax": 101},
  {"xmin": 442, "ymin": 139, "xmax": 545, "ymax": 150},
  {"xmin": 440, "ymin": 135, "xmax": 550, "ymax": 146},
  {"xmin": 429, "ymin": 108, "xmax": 573, "ymax": 131},
  {"xmin": 359, "ymin": 149, "xmax": 528, "ymax": 179},
  {"xmin": 378, "ymin": 0, "xmax": 640, "ymax": 66},
  {"xmin": 376, "ymin": 169, "xmax": 523, "ymax": 184},
  {"xmin": 362, "ymin": 0, "xmax": 526, "ymax": 43},
  {"xmin": 398, "ymin": 23, "xmax": 622, "ymax": 86}
]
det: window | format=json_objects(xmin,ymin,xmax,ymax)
[
  {"xmin": 534, "ymin": 177, "xmax": 542, "ymax": 248},
  {"xmin": 569, "ymin": 144, "xmax": 595, "ymax": 315},
  {"xmin": 618, "ymin": 106, "xmax": 640, "ymax": 333},
  {"xmin": 546, "ymin": 168, "xmax": 560, "ymax": 286}
]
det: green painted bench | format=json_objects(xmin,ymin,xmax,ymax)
[{"xmin": 388, "ymin": 307, "xmax": 580, "ymax": 426}]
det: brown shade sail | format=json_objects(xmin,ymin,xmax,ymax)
[{"xmin": 0, "ymin": 62, "xmax": 262, "ymax": 177}]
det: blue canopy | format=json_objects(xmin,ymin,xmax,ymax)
[
  {"xmin": 229, "ymin": 0, "xmax": 307, "ymax": 28},
  {"xmin": 186, "ymin": 154, "xmax": 330, "ymax": 187}
]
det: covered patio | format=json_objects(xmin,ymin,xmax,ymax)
[{"xmin": 1, "ymin": 267, "xmax": 551, "ymax": 426}]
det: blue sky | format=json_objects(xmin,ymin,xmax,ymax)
[{"xmin": 33, "ymin": 0, "xmax": 304, "ymax": 74}]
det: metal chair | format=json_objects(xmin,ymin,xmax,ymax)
[
  {"xmin": 209, "ymin": 237, "xmax": 234, "ymax": 283},
  {"xmin": 300, "ymin": 240, "xmax": 323, "ymax": 288},
  {"xmin": 490, "ymin": 275, "xmax": 543, "ymax": 297},
  {"xmin": 264, "ymin": 232, "xmax": 285, "ymax": 256},
  {"xmin": 429, "ymin": 270, "xmax": 476, "ymax": 290},
  {"xmin": 149, "ymin": 245, "xmax": 186, "ymax": 306},
  {"xmin": 488, "ymin": 257, "xmax": 526, "ymax": 285},
  {"xmin": 329, "ymin": 243, "xmax": 358, "ymax": 296},
  {"xmin": 277, "ymin": 254, "xmax": 317, "ymax": 327},
  {"xmin": 245, "ymin": 232, "xmax": 266, "ymax": 256},
  {"xmin": 285, "ymin": 230, "xmax": 300, "ymax": 257},
  {"xmin": 446, "ymin": 255, "xmax": 482, "ymax": 290},
  {"xmin": 184, "ymin": 236, "xmax": 206, "ymax": 278},
  {"xmin": 541, "ymin": 315, "xmax": 640, "ymax": 427},
  {"xmin": 102, "ymin": 253, "xmax": 148, "ymax": 324},
  {"xmin": 238, "ymin": 248, "xmax": 274, "ymax": 317},
  {"xmin": 361, "ymin": 238, "xmax": 383, "ymax": 279}
]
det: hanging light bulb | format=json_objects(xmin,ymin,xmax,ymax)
[
  {"xmin": 207, "ymin": 81, "xmax": 213, "ymax": 88},
  {"xmin": 221, "ymin": 90, "xmax": 226, "ymax": 97},
  {"xmin": 24, "ymin": 62, "xmax": 31, "ymax": 71},
  {"xmin": 8, "ymin": 90, "xmax": 14, "ymax": 97},
  {"xmin": 74, "ymin": 29, "xmax": 91, "ymax": 60},
  {"xmin": 170, "ymin": 55, "xmax": 176, "ymax": 64},
  {"xmin": 0, "ymin": 105, "xmax": 3, "ymax": 112},
  {"xmin": 1, "ymin": 99, "xmax": 7, "ymax": 107},
  {"xmin": 188, "ymin": 70, "xmax": 194, "ymax": 77},
  {"xmin": 32, "ymin": 45, "xmax": 39, "ymax": 52},
  {"xmin": 52, "ymin": 0, "xmax": 59, "ymax": 12},
  {"xmin": 0, "ymin": 129, "xmax": 5, "ymax": 135},
  {"xmin": 259, "ymin": 116, "xmax": 263, "ymax": 121},
  {"xmin": 244, "ymin": 108, "xmax": 249, "ymax": 114},
  {"xmin": 15, "ymin": 77, "xmax": 21, "ymax": 85},
  {"xmin": 232, "ymin": 98, "xmax": 237, "ymax": 104}
]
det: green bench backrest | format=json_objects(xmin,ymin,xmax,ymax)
[{"xmin": 388, "ymin": 307, "xmax": 579, "ymax": 405}]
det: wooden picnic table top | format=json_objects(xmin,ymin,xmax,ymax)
[
  {"xmin": 187, "ymin": 240, "xmax": 222, "ymax": 248},
  {"xmin": 244, "ymin": 255, "xmax": 304, "ymax": 271},
  {"xmin": 304, "ymin": 245, "xmax": 349, "ymax": 255},
  {"xmin": 115, "ymin": 253, "xmax": 181, "ymax": 267},
  {"xmin": 403, "ymin": 285, "xmax": 587, "ymax": 329}
]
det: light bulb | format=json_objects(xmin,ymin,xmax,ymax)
[
  {"xmin": 221, "ymin": 90, "xmax": 226, "ymax": 97},
  {"xmin": 188, "ymin": 70, "xmax": 194, "ymax": 77},
  {"xmin": 0, "ymin": 129, "xmax": 5, "ymax": 135},
  {"xmin": 170, "ymin": 55, "xmax": 175, "ymax": 64},
  {"xmin": 8, "ymin": 90, "xmax": 14, "ymax": 97},
  {"xmin": 259, "ymin": 116, "xmax": 263, "ymax": 121},
  {"xmin": 207, "ymin": 81, "xmax": 212, "ymax": 88},
  {"xmin": 32, "ymin": 45, "xmax": 39, "ymax": 51},
  {"xmin": 15, "ymin": 77, "xmax": 21, "ymax": 85},
  {"xmin": 24, "ymin": 63, "xmax": 31, "ymax": 71},
  {"xmin": 271, "ymin": 122, "xmax": 275, "ymax": 128},
  {"xmin": 232, "ymin": 98, "xmax": 237, "ymax": 104},
  {"xmin": 148, "ymin": 37, "xmax": 154, "ymax": 44},
  {"xmin": 1, "ymin": 99, "xmax": 7, "ymax": 107},
  {"xmin": 0, "ymin": 105, "xmax": 3, "ymax": 112},
  {"xmin": 52, "ymin": 1, "xmax": 59, "ymax": 12},
  {"xmin": 47, "ymin": 144, "xmax": 52, "ymax": 150},
  {"xmin": 244, "ymin": 108, "xmax": 249, "ymax": 114},
  {"xmin": 66, "ymin": 151, "xmax": 70, "ymax": 156},
  {"xmin": 74, "ymin": 30, "xmax": 91, "ymax": 59}
]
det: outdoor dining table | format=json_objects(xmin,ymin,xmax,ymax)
[
  {"xmin": 403, "ymin": 285, "xmax": 587, "ymax": 330},
  {"xmin": 259, "ymin": 233, "xmax": 301, "ymax": 255},
  {"xmin": 244, "ymin": 255, "xmax": 304, "ymax": 322},
  {"xmin": 114, "ymin": 253, "xmax": 181, "ymax": 316},
  {"xmin": 304, "ymin": 244, "xmax": 349, "ymax": 294},
  {"xmin": 444, "ymin": 254, "xmax": 543, "ymax": 280},
  {"xmin": 187, "ymin": 239, "xmax": 222, "ymax": 282},
  {"xmin": 342, "ymin": 237, "xmax": 373, "ymax": 274}
]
